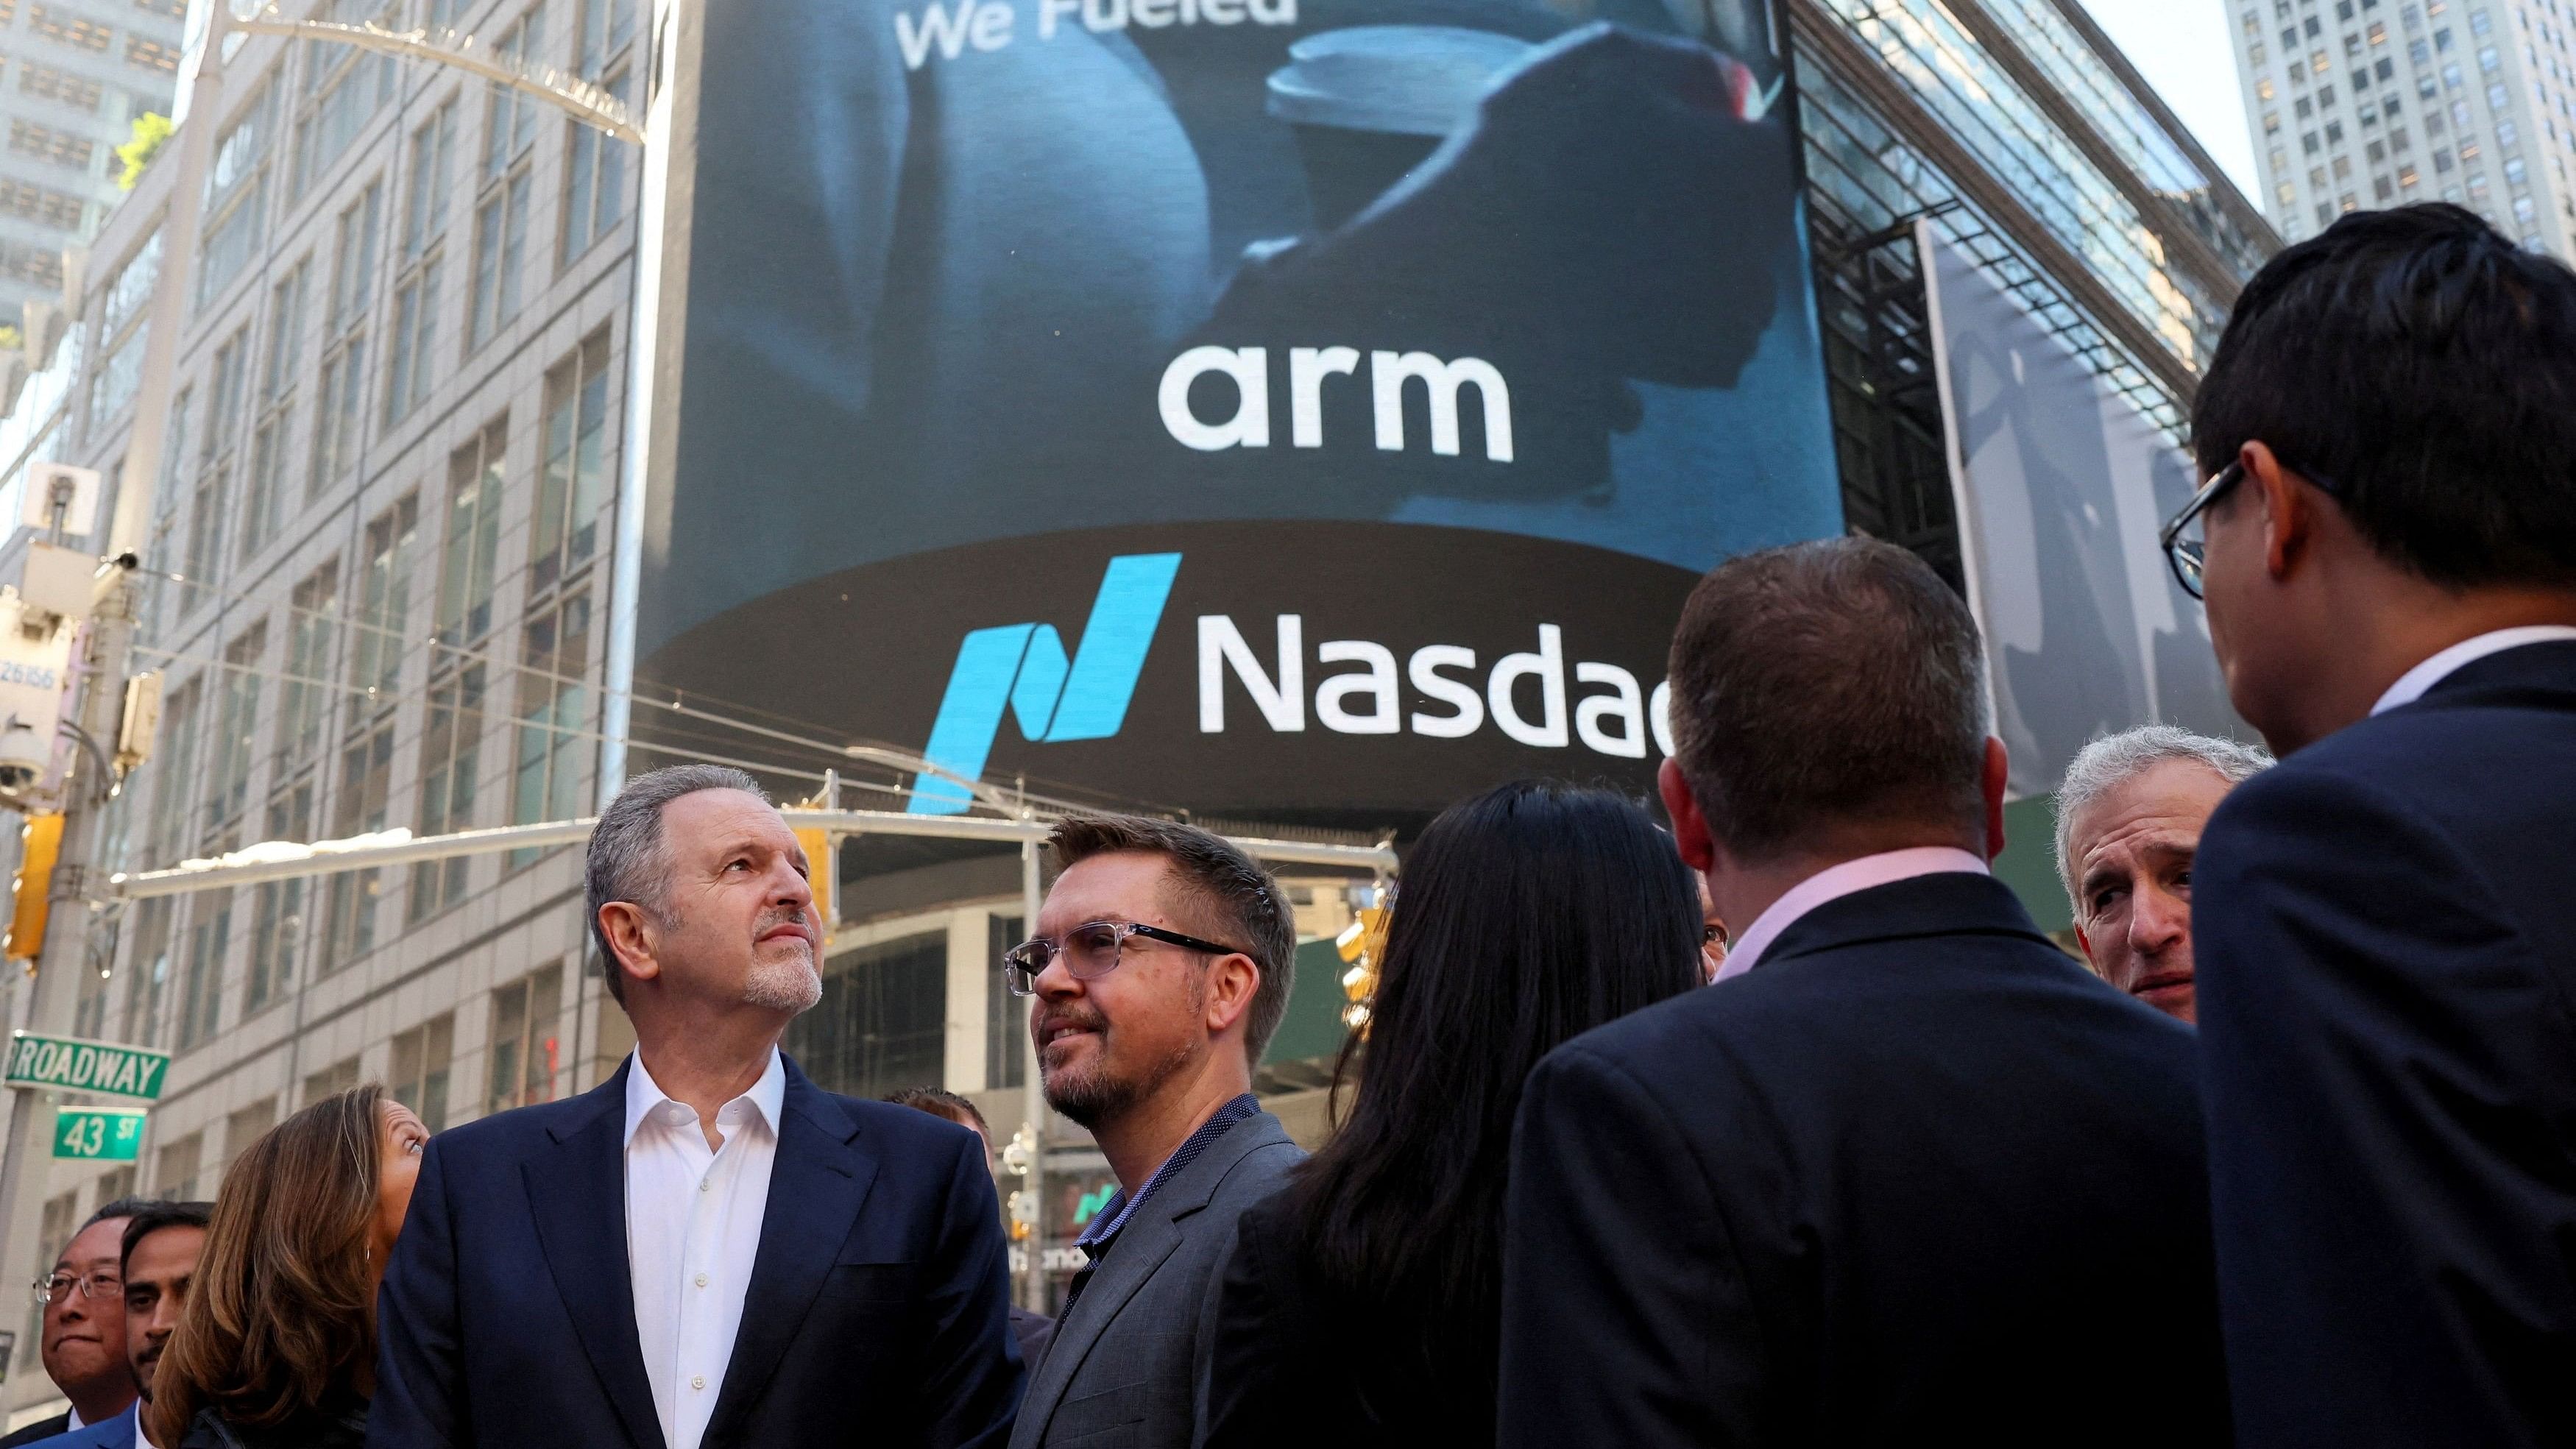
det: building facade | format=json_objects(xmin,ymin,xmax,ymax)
[
  {"xmin": 2229, "ymin": 0, "xmax": 2576, "ymax": 254},
  {"xmin": 0, "ymin": 0, "xmax": 2274, "ymax": 1416},
  {"xmin": 0, "ymin": 0, "xmax": 183, "ymax": 333}
]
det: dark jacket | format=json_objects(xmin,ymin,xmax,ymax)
[
  {"xmin": 369, "ymin": 1055, "xmax": 1021, "ymax": 1449},
  {"xmin": 1496, "ymin": 871, "xmax": 2229, "ymax": 1447},
  {"xmin": 2195, "ymin": 639, "xmax": 2576, "ymax": 1448},
  {"xmin": 177, "ymin": 1400, "xmax": 368, "ymax": 1449},
  {"xmin": 1202, "ymin": 1188, "xmax": 1493, "ymax": 1449},
  {"xmin": 1008, "ymin": 1111, "xmax": 1301, "ymax": 1449},
  {"xmin": 0, "ymin": 1414, "xmax": 70, "ymax": 1449}
]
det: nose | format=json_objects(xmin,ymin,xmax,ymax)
[
  {"xmin": 2129, "ymin": 882, "xmax": 2190, "ymax": 955},
  {"xmin": 771, "ymin": 854, "xmax": 815, "ymax": 913}
]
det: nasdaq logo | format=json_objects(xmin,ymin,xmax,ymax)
[{"xmin": 908, "ymin": 553, "xmax": 1183, "ymax": 814}]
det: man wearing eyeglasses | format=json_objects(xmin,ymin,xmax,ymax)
[
  {"xmin": 0, "ymin": 1200, "xmax": 150, "ymax": 1448},
  {"xmin": 2177, "ymin": 202, "xmax": 2576, "ymax": 1448},
  {"xmin": 1003, "ymin": 815, "xmax": 1301, "ymax": 1449}
]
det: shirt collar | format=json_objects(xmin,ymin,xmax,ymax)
[
  {"xmin": 2371, "ymin": 626, "xmax": 2576, "ymax": 716},
  {"xmin": 1076, "ymin": 1092, "xmax": 1260, "ymax": 1253},
  {"xmin": 1713, "ymin": 846, "xmax": 1991, "ymax": 985},
  {"xmin": 623, "ymin": 1046, "xmax": 787, "ymax": 1146}
]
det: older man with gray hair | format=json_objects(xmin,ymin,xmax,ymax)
[
  {"xmin": 374, "ymin": 763, "xmax": 1022, "ymax": 1449},
  {"xmin": 2054, "ymin": 726, "xmax": 2272, "ymax": 1022}
]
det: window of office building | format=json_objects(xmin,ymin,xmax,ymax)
[
  {"xmin": 145, "ymin": 679, "xmax": 202, "ymax": 866},
  {"xmin": 437, "ymin": 418, "xmax": 505, "ymax": 648},
  {"xmin": 123, "ymin": 898, "xmax": 174, "ymax": 1046},
  {"xmin": 784, "ymin": 933, "xmax": 949, "ymax": 1101},
  {"xmin": 181, "ymin": 327, "xmax": 250, "ymax": 617},
  {"xmin": 410, "ymin": 659, "xmax": 483, "ymax": 917},
  {"xmin": 486, "ymin": 963, "xmax": 563, "ymax": 1114},
  {"xmin": 155, "ymin": 1132, "xmax": 202, "ymax": 1200},
  {"xmin": 389, "ymin": 1014, "xmax": 454, "ymax": 1133},
  {"xmin": 387, "ymin": 99, "xmax": 454, "ymax": 425},
  {"xmin": 19, "ymin": 61, "xmax": 103, "ymax": 112},
  {"xmin": 323, "ymin": 496, "xmax": 415, "ymax": 971},
  {"xmin": 200, "ymin": 79, "xmax": 277, "ymax": 309},
  {"xmin": 176, "ymin": 894, "xmax": 231, "ymax": 1050},
  {"xmin": 560, "ymin": 0, "xmax": 632, "ymax": 263},
  {"xmin": 507, "ymin": 590, "xmax": 588, "ymax": 863},
  {"xmin": 245, "ymin": 775, "xmax": 313, "ymax": 1013},
  {"xmin": 222, "ymin": 1098, "xmax": 277, "ymax": 1177},
  {"xmin": 986, "ymin": 915, "xmax": 1025, "ymax": 1091},
  {"xmin": 469, "ymin": 4, "xmax": 542, "ymax": 349},
  {"xmin": 533, "ymin": 330, "xmax": 611, "ymax": 592},
  {"xmin": 207, "ymin": 623, "xmax": 267, "ymax": 835},
  {"xmin": 241, "ymin": 260, "xmax": 307, "ymax": 559},
  {"xmin": 313, "ymin": 182, "xmax": 381, "ymax": 497},
  {"xmin": 303, "ymin": 1055, "xmax": 360, "ymax": 1104},
  {"xmin": 291, "ymin": 0, "xmax": 398, "ymax": 197}
]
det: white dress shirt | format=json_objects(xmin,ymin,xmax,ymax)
[
  {"xmin": 624, "ymin": 1048, "xmax": 785, "ymax": 1449},
  {"xmin": 1713, "ymin": 846, "xmax": 1992, "ymax": 984},
  {"xmin": 2371, "ymin": 626, "xmax": 2576, "ymax": 715}
]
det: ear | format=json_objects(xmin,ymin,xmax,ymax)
[
  {"xmin": 2237, "ymin": 439, "xmax": 2315, "ymax": 583},
  {"xmin": 1203, "ymin": 952, "xmax": 1261, "ymax": 1042},
  {"xmin": 1981, "ymin": 736, "xmax": 2009, "ymax": 862},
  {"xmin": 598, "ymin": 901, "xmax": 662, "ymax": 993},
  {"xmin": 1658, "ymin": 757, "xmax": 1719, "ymax": 874}
]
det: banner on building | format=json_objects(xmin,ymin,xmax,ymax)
[
  {"xmin": 1921, "ymin": 222, "xmax": 2251, "ymax": 800},
  {"xmin": 640, "ymin": 0, "xmax": 1841, "ymax": 823}
]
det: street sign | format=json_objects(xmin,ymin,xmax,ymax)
[
  {"xmin": 4, "ymin": 1032, "xmax": 171, "ymax": 1101},
  {"xmin": 52, "ymin": 1106, "xmax": 144, "ymax": 1161}
]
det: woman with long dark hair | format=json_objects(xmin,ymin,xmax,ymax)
[
  {"xmin": 1202, "ymin": 779, "xmax": 1705, "ymax": 1447},
  {"xmin": 146, "ymin": 1084, "xmax": 428, "ymax": 1449}
]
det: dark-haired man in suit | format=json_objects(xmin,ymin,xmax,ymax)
[
  {"xmin": 372, "ymin": 765, "xmax": 1021, "ymax": 1449},
  {"xmin": 2182, "ymin": 202, "xmax": 2576, "ymax": 1448},
  {"xmin": 1497, "ymin": 537, "xmax": 2226, "ymax": 1446}
]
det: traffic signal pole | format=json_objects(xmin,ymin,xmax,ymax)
[{"xmin": 0, "ymin": 567, "xmax": 139, "ymax": 1358}]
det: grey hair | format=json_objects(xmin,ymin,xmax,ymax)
[
  {"xmin": 587, "ymin": 764, "xmax": 768, "ymax": 1003},
  {"xmin": 2053, "ymin": 726, "xmax": 2273, "ymax": 910}
]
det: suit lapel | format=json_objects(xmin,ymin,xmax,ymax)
[
  {"xmin": 701, "ymin": 1064, "xmax": 880, "ymax": 1446},
  {"xmin": 524, "ymin": 1064, "xmax": 665, "ymax": 1449},
  {"xmin": 1015, "ymin": 1115, "xmax": 1290, "ymax": 1446}
]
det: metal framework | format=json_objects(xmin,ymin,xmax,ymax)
[{"xmin": 225, "ymin": 4, "xmax": 643, "ymax": 144}]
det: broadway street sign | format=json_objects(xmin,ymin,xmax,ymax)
[
  {"xmin": 52, "ymin": 1105, "xmax": 146, "ymax": 1161},
  {"xmin": 4, "ymin": 1032, "xmax": 170, "ymax": 1101}
]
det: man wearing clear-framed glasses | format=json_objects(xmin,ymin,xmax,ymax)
[
  {"xmin": 1003, "ymin": 815, "xmax": 1301, "ymax": 1449},
  {"xmin": 0, "ymin": 1200, "xmax": 150, "ymax": 1448}
]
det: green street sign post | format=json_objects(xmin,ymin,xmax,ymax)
[
  {"xmin": 4, "ymin": 1032, "xmax": 171, "ymax": 1102},
  {"xmin": 52, "ymin": 1107, "xmax": 145, "ymax": 1161}
]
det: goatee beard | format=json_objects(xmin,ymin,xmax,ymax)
[
  {"xmin": 743, "ymin": 954, "xmax": 823, "ymax": 1013},
  {"xmin": 1044, "ymin": 1034, "xmax": 1195, "ymax": 1128}
]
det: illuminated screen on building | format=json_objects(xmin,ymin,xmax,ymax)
[{"xmin": 644, "ymin": 0, "xmax": 1842, "ymax": 825}]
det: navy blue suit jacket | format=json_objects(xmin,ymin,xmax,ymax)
[
  {"xmin": 1496, "ymin": 871, "xmax": 2228, "ymax": 1447},
  {"xmin": 369, "ymin": 1055, "xmax": 1021, "ymax": 1449},
  {"xmin": 2196, "ymin": 640, "xmax": 2576, "ymax": 1448}
]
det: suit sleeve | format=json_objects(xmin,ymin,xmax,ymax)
[
  {"xmin": 369, "ymin": 1136, "xmax": 465, "ymax": 1449},
  {"xmin": 916, "ymin": 1130, "xmax": 1025, "ymax": 1449},
  {"xmin": 1497, "ymin": 1044, "xmax": 1772, "ymax": 1448},
  {"xmin": 2197, "ymin": 767, "xmax": 2576, "ymax": 1447},
  {"xmin": 1193, "ymin": 1215, "xmax": 1277, "ymax": 1449}
]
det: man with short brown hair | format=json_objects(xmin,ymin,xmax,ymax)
[
  {"xmin": 1498, "ymin": 537, "xmax": 2226, "ymax": 1447},
  {"xmin": 1005, "ymin": 814, "xmax": 1301, "ymax": 1449}
]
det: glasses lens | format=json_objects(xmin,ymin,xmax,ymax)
[
  {"xmin": 1063, "ymin": 923, "xmax": 1125, "ymax": 979},
  {"xmin": 1003, "ymin": 963, "xmax": 1037, "ymax": 998}
]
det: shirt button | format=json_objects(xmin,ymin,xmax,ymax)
[
  {"xmin": 699, "ymin": 1178, "xmax": 711, "ymax": 1192},
  {"xmin": 691, "ymin": 1375, "xmax": 706, "ymax": 1391},
  {"xmin": 696, "ymin": 1273, "xmax": 709, "ymax": 1288}
]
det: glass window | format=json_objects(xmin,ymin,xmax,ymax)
[
  {"xmin": 486, "ymin": 963, "xmax": 565, "ymax": 1114},
  {"xmin": 508, "ymin": 591, "xmax": 591, "ymax": 862},
  {"xmin": 176, "ymin": 896, "xmax": 230, "ymax": 1050},
  {"xmin": 436, "ymin": 418, "xmax": 506, "ymax": 647},
  {"xmin": 388, "ymin": 101, "xmax": 456, "ymax": 425},
  {"xmin": 784, "ymin": 933, "xmax": 949, "ymax": 1099},
  {"xmin": 312, "ymin": 183, "xmax": 382, "ymax": 498},
  {"xmin": 389, "ymin": 1014, "xmax": 456, "ymax": 1133},
  {"xmin": 533, "ymin": 331, "xmax": 613, "ymax": 592},
  {"xmin": 208, "ymin": 623, "xmax": 267, "ymax": 832},
  {"xmin": 409, "ymin": 662, "xmax": 484, "ymax": 917}
]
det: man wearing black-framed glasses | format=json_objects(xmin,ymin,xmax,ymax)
[
  {"xmin": 1005, "ymin": 815, "xmax": 1301, "ymax": 1449},
  {"xmin": 2184, "ymin": 202, "xmax": 2576, "ymax": 1449},
  {"xmin": 0, "ymin": 1200, "xmax": 153, "ymax": 1449}
]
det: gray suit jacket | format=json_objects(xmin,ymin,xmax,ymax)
[{"xmin": 1011, "ymin": 1110, "xmax": 1302, "ymax": 1449}]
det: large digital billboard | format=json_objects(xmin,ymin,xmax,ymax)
[{"xmin": 642, "ymin": 0, "xmax": 1842, "ymax": 826}]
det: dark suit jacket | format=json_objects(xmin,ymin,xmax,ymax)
[
  {"xmin": 1007, "ymin": 1111, "xmax": 1300, "ymax": 1449},
  {"xmin": 2195, "ymin": 639, "xmax": 2576, "ymax": 1448},
  {"xmin": 369, "ymin": 1055, "xmax": 1022, "ymax": 1449},
  {"xmin": 1496, "ymin": 871, "xmax": 2228, "ymax": 1447},
  {"xmin": 0, "ymin": 1413, "xmax": 69, "ymax": 1449},
  {"xmin": 20, "ymin": 1404, "xmax": 133, "ymax": 1449}
]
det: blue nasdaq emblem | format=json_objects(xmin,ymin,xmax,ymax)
[{"xmin": 909, "ymin": 553, "xmax": 1183, "ymax": 814}]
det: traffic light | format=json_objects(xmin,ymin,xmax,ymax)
[{"xmin": 7, "ymin": 811, "xmax": 63, "ymax": 963}]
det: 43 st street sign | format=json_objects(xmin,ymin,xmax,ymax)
[
  {"xmin": 4, "ymin": 1032, "xmax": 171, "ymax": 1101},
  {"xmin": 52, "ymin": 1107, "xmax": 146, "ymax": 1161}
]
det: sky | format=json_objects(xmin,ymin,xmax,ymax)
[{"xmin": 2081, "ymin": 0, "xmax": 2264, "ymax": 196}]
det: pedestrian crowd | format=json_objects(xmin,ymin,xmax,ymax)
[{"xmin": 9, "ymin": 203, "xmax": 2572, "ymax": 1449}]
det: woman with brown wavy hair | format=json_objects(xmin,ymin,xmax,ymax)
[{"xmin": 145, "ymin": 1083, "xmax": 429, "ymax": 1449}]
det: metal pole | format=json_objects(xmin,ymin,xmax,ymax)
[
  {"xmin": 1019, "ymin": 836, "xmax": 1045, "ymax": 1312},
  {"xmin": 0, "ymin": 566, "xmax": 139, "ymax": 1358}
]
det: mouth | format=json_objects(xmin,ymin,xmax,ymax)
[
  {"xmin": 756, "ymin": 922, "xmax": 815, "ymax": 949},
  {"xmin": 2131, "ymin": 969, "xmax": 2194, "ymax": 1001},
  {"xmin": 1035, "ymin": 1019, "xmax": 1100, "ymax": 1052}
]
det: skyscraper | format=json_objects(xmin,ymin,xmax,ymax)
[
  {"xmin": 0, "ymin": 0, "xmax": 185, "ymax": 325},
  {"xmin": 2231, "ymin": 0, "xmax": 2576, "ymax": 255}
]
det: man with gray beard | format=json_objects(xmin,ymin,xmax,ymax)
[{"xmin": 372, "ymin": 765, "xmax": 1021, "ymax": 1449}]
